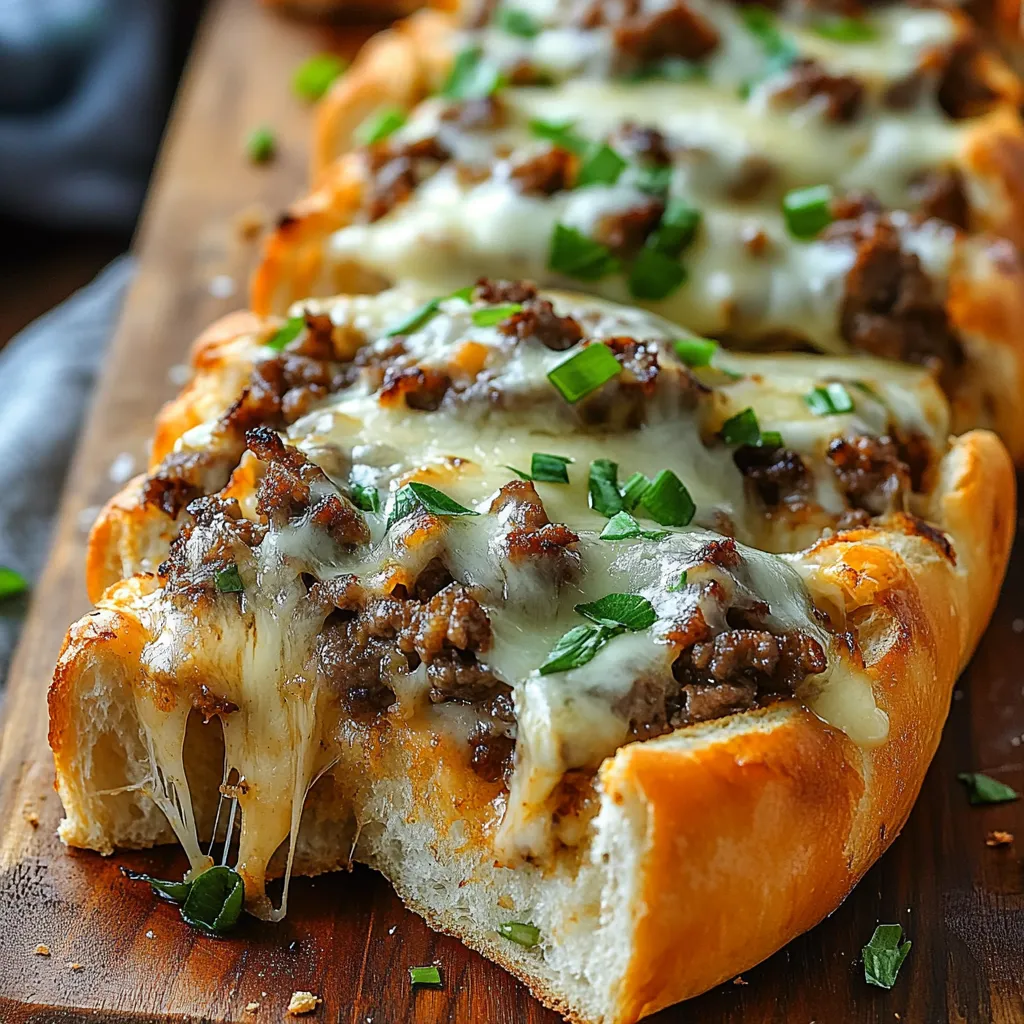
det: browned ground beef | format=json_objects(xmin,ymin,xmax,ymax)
[
  {"xmin": 379, "ymin": 365, "xmax": 452, "ymax": 411},
  {"xmin": 771, "ymin": 58, "xmax": 864, "ymax": 122},
  {"xmin": 489, "ymin": 480, "xmax": 580, "ymax": 574},
  {"xmin": 611, "ymin": 123, "xmax": 672, "ymax": 166},
  {"xmin": 909, "ymin": 168, "xmax": 969, "ymax": 229},
  {"xmin": 467, "ymin": 690, "xmax": 517, "ymax": 782},
  {"xmin": 509, "ymin": 148, "xmax": 575, "ymax": 196},
  {"xmin": 474, "ymin": 278, "xmax": 538, "ymax": 305},
  {"xmin": 937, "ymin": 38, "xmax": 999, "ymax": 119},
  {"xmin": 833, "ymin": 217, "xmax": 963, "ymax": 375},
  {"xmin": 363, "ymin": 137, "xmax": 450, "ymax": 223},
  {"xmin": 826, "ymin": 433, "xmax": 909, "ymax": 515},
  {"xmin": 593, "ymin": 198, "xmax": 666, "ymax": 257},
  {"xmin": 733, "ymin": 444, "xmax": 810, "ymax": 508},
  {"xmin": 610, "ymin": 1, "xmax": 720, "ymax": 63},
  {"xmin": 498, "ymin": 297, "xmax": 584, "ymax": 351},
  {"xmin": 439, "ymin": 96, "xmax": 506, "ymax": 131}
]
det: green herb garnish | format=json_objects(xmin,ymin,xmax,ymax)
[
  {"xmin": 782, "ymin": 184, "xmax": 834, "ymax": 239},
  {"xmin": 496, "ymin": 6, "xmax": 541, "ymax": 37},
  {"xmin": 293, "ymin": 54, "xmax": 346, "ymax": 102},
  {"xmin": 385, "ymin": 482, "xmax": 479, "ymax": 532},
  {"xmin": 408, "ymin": 965, "xmax": 442, "ymax": 986},
  {"xmin": 442, "ymin": 47, "xmax": 504, "ymax": 100},
  {"xmin": 246, "ymin": 126, "xmax": 276, "ymax": 164},
  {"xmin": 350, "ymin": 483, "xmax": 381, "ymax": 513},
  {"xmin": 385, "ymin": 298, "xmax": 442, "ymax": 338},
  {"xmin": 862, "ymin": 924, "xmax": 911, "ymax": 989},
  {"xmin": 649, "ymin": 198, "xmax": 701, "ymax": 257},
  {"xmin": 576, "ymin": 593, "xmax": 656, "ymax": 631},
  {"xmin": 498, "ymin": 921, "xmax": 541, "ymax": 947},
  {"xmin": 123, "ymin": 866, "xmax": 243, "ymax": 936},
  {"xmin": 0, "ymin": 566, "xmax": 28, "ymax": 600},
  {"xmin": 214, "ymin": 564, "xmax": 244, "ymax": 594},
  {"xmin": 539, "ymin": 623, "xmax": 617, "ymax": 675},
  {"xmin": 531, "ymin": 453, "xmax": 572, "ymax": 483},
  {"xmin": 265, "ymin": 315, "xmax": 304, "ymax": 352},
  {"xmin": 588, "ymin": 459, "xmax": 624, "ymax": 517},
  {"xmin": 547, "ymin": 343, "xmax": 622, "ymax": 403},
  {"xmin": 619, "ymin": 471, "xmax": 650, "ymax": 510},
  {"xmin": 576, "ymin": 143, "xmax": 627, "ymax": 188},
  {"xmin": 355, "ymin": 107, "xmax": 406, "ymax": 146},
  {"xmin": 548, "ymin": 224, "xmax": 621, "ymax": 281},
  {"xmin": 720, "ymin": 407, "xmax": 782, "ymax": 448},
  {"xmin": 673, "ymin": 337, "xmax": 718, "ymax": 368},
  {"xmin": 805, "ymin": 382, "xmax": 854, "ymax": 416},
  {"xmin": 628, "ymin": 247, "xmax": 687, "ymax": 300},
  {"xmin": 528, "ymin": 118, "xmax": 588, "ymax": 154},
  {"xmin": 626, "ymin": 57, "xmax": 708, "ymax": 83},
  {"xmin": 740, "ymin": 5, "xmax": 798, "ymax": 90},
  {"xmin": 812, "ymin": 15, "xmax": 877, "ymax": 42},
  {"xmin": 599, "ymin": 511, "xmax": 668, "ymax": 541},
  {"xmin": 957, "ymin": 772, "xmax": 1021, "ymax": 805},
  {"xmin": 667, "ymin": 570, "xmax": 689, "ymax": 592},
  {"xmin": 121, "ymin": 868, "xmax": 192, "ymax": 904},
  {"xmin": 472, "ymin": 303, "xmax": 522, "ymax": 327},
  {"xmin": 639, "ymin": 469, "xmax": 695, "ymax": 527}
]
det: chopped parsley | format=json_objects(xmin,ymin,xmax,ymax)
[
  {"xmin": 862, "ymin": 924, "xmax": 911, "ymax": 989},
  {"xmin": 528, "ymin": 118, "xmax": 588, "ymax": 155},
  {"xmin": 442, "ymin": 47, "xmax": 504, "ymax": 100},
  {"xmin": 355, "ymin": 107, "xmax": 406, "ymax": 146},
  {"xmin": 805, "ymin": 382, "xmax": 854, "ymax": 416},
  {"xmin": 667, "ymin": 570, "xmax": 689, "ymax": 592},
  {"xmin": 265, "ymin": 315, "xmax": 305, "ymax": 352},
  {"xmin": 214, "ymin": 564, "xmax": 244, "ymax": 594},
  {"xmin": 547, "ymin": 343, "xmax": 622, "ymax": 403},
  {"xmin": 123, "ymin": 865, "xmax": 244, "ymax": 936},
  {"xmin": 638, "ymin": 469, "xmax": 695, "ymax": 527},
  {"xmin": 720, "ymin": 407, "xmax": 782, "ymax": 448},
  {"xmin": 575, "ymin": 593, "xmax": 656, "ymax": 631},
  {"xmin": 540, "ymin": 591, "xmax": 656, "ymax": 674},
  {"xmin": 293, "ymin": 54, "xmax": 346, "ymax": 102},
  {"xmin": 385, "ymin": 482, "xmax": 479, "ymax": 532},
  {"xmin": 957, "ymin": 772, "xmax": 1020, "ymax": 805},
  {"xmin": 599, "ymin": 511, "xmax": 667, "ymax": 542},
  {"xmin": 384, "ymin": 298, "xmax": 442, "ymax": 338},
  {"xmin": 505, "ymin": 453, "xmax": 572, "ymax": 484},
  {"xmin": 350, "ymin": 483, "xmax": 381, "ymax": 513},
  {"xmin": 498, "ymin": 921, "xmax": 541, "ymax": 947},
  {"xmin": 548, "ymin": 224, "xmax": 621, "ymax": 281},
  {"xmin": 495, "ymin": 6, "xmax": 541, "ymax": 37},
  {"xmin": 408, "ymin": 965, "xmax": 442, "ymax": 986},
  {"xmin": 246, "ymin": 126, "xmax": 276, "ymax": 164},
  {"xmin": 471, "ymin": 303, "xmax": 522, "ymax": 327}
]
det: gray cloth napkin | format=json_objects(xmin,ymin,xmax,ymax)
[
  {"xmin": 0, "ymin": 255, "xmax": 135, "ymax": 684},
  {"xmin": 0, "ymin": 0, "xmax": 168, "ymax": 229}
]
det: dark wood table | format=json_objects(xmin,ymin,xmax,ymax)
[{"xmin": 0, "ymin": 0, "xmax": 1021, "ymax": 1020}]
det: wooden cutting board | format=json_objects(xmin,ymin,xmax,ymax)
[{"xmin": 1, "ymin": 0, "xmax": 1022, "ymax": 1020}]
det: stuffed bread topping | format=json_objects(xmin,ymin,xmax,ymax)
[
  {"xmin": 257, "ymin": 7, "xmax": 1024, "ymax": 456},
  {"xmin": 51, "ymin": 282, "xmax": 1015, "ymax": 1022}
]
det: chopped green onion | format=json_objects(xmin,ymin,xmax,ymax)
[
  {"xmin": 547, "ymin": 343, "xmax": 622, "ymax": 403},
  {"xmin": 0, "ymin": 566, "xmax": 28, "ymax": 600},
  {"xmin": 805, "ymin": 382, "xmax": 854, "ymax": 416},
  {"xmin": 633, "ymin": 164, "xmax": 673, "ymax": 196},
  {"xmin": 540, "ymin": 623, "xmax": 616, "ymax": 675},
  {"xmin": 504, "ymin": 465, "xmax": 532, "ymax": 481},
  {"xmin": 293, "ymin": 54, "xmax": 346, "ymax": 102},
  {"xmin": 496, "ymin": 6, "xmax": 541, "ymax": 38},
  {"xmin": 576, "ymin": 143, "xmax": 627, "ymax": 188},
  {"xmin": 471, "ymin": 303, "xmax": 522, "ymax": 327},
  {"xmin": 862, "ymin": 924, "xmax": 911, "ymax": 989},
  {"xmin": 408, "ymin": 965, "xmax": 442, "ymax": 986},
  {"xmin": 740, "ymin": 5, "xmax": 798, "ymax": 80},
  {"xmin": 957, "ymin": 772, "xmax": 1020, "ymax": 805},
  {"xmin": 588, "ymin": 459, "xmax": 624, "ymax": 517},
  {"xmin": 442, "ymin": 47, "xmax": 504, "ymax": 100},
  {"xmin": 355, "ymin": 107, "xmax": 406, "ymax": 146},
  {"xmin": 720, "ymin": 407, "xmax": 766, "ymax": 446},
  {"xmin": 759, "ymin": 430, "xmax": 784, "ymax": 448},
  {"xmin": 448, "ymin": 284, "xmax": 475, "ymax": 302},
  {"xmin": 265, "ymin": 315, "xmax": 305, "ymax": 352},
  {"xmin": 386, "ymin": 482, "xmax": 479, "ymax": 532},
  {"xmin": 639, "ymin": 469, "xmax": 695, "ymax": 527},
  {"xmin": 350, "ymin": 483, "xmax": 381, "ymax": 513},
  {"xmin": 498, "ymin": 921, "xmax": 541, "ymax": 947},
  {"xmin": 628, "ymin": 247, "xmax": 686, "ymax": 301},
  {"xmin": 214, "ymin": 564, "xmax": 244, "ymax": 594},
  {"xmin": 626, "ymin": 57, "xmax": 708, "ymax": 83},
  {"xmin": 812, "ymin": 15, "xmax": 877, "ymax": 42},
  {"xmin": 385, "ymin": 298, "xmax": 441, "ymax": 338},
  {"xmin": 673, "ymin": 337, "xmax": 718, "ymax": 368},
  {"xmin": 121, "ymin": 868, "xmax": 191, "ymax": 904},
  {"xmin": 599, "ymin": 511, "xmax": 667, "ymax": 541},
  {"xmin": 782, "ymin": 184, "xmax": 834, "ymax": 240},
  {"xmin": 180, "ymin": 866, "xmax": 245, "ymax": 936},
  {"xmin": 667, "ymin": 570, "xmax": 689, "ymax": 592},
  {"xmin": 531, "ymin": 453, "xmax": 572, "ymax": 483},
  {"xmin": 246, "ymin": 126, "xmax": 276, "ymax": 164},
  {"xmin": 620, "ymin": 471, "xmax": 650, "ymax": 510},
  {"xmin": 649, "ymin": 198, "xmax": 701, "ymax": 257},
  {"xmin": 548, "ymin": 224, "xmax": 621, "ymax": 281},
  {"xmin": 528, "ymin": 118, "xmax": 588, "ymax": 155},
  {"xmin": 575, "ymin": 593, "xmax": 656, "ymax": 631}
]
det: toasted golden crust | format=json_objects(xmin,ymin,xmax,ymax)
[{"xmin": 50, "ymin": 429, "xmax": 1015, "ymax": 1023}]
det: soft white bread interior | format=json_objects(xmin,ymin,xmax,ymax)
[{"xmin": 50, "ymin": 427, "xmax": 1014, "ymax": 1023}]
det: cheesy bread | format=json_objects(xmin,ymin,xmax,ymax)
[
  {"xmin": 253, "ymin": 1, "xmax": 1024, "ymax": 458},
  {"xmin": 52, "ymin": 283, "xmax": 1014, "ymax": 1021}
]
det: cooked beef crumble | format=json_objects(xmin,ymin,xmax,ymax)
[
  {"xmin": 771, "ymin": 59, "xmax": 864, "ymax": 123},
  {"xmin": 733, "ymin": 444, "xmax": 810, "ymax": 509},
  {"xmin": 826, "ymin": 433, "xmax": 909, "ymax": 515}
]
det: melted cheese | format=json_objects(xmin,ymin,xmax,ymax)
[
  {"xmin": 329, "ymin": 77, "xmax": 963, "ymax": 354},
  {"xmin": 137, "ymin": 286, "xmax": 951, "ymax": 883}
]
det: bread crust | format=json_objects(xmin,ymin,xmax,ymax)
[{"xmin": 49, "ymin": 428, "xmax": 1015, "ymax": 1023}]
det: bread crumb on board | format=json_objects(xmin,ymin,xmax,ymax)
[
  {"xmin": 34, "ymin": 944, "xmax": 50, "ymax": 956},
  {"xmin": 244, "ymin": 1001, "xmax": 261, "ymax": 1013},
  {"xmin": 68, "ymin": 962, "xmax": 84, "ymax": 971},
  {"xmin": 287, "ymin": 991, "xmax": 321, "ymax": 1015},
  {"xmin": 732, "ymin": 976, "xmax": 748, "ymax": 986},
  {"xmin": 986, "ymin": 830, "xmax": 1014, "ymax": 847}
]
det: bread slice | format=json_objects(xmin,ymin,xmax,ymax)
[
  {"xmin": 251, "ymin": 2, "xmax": 1024, "ymax": 459},
  {"xmin": 50, "ymin": 283, "xmax": 1014, "ymax": 1021}
]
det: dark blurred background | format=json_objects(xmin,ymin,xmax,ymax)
[{"xmin": 0, "ymin": 0, "xmax": 204, "ymax": 354}]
